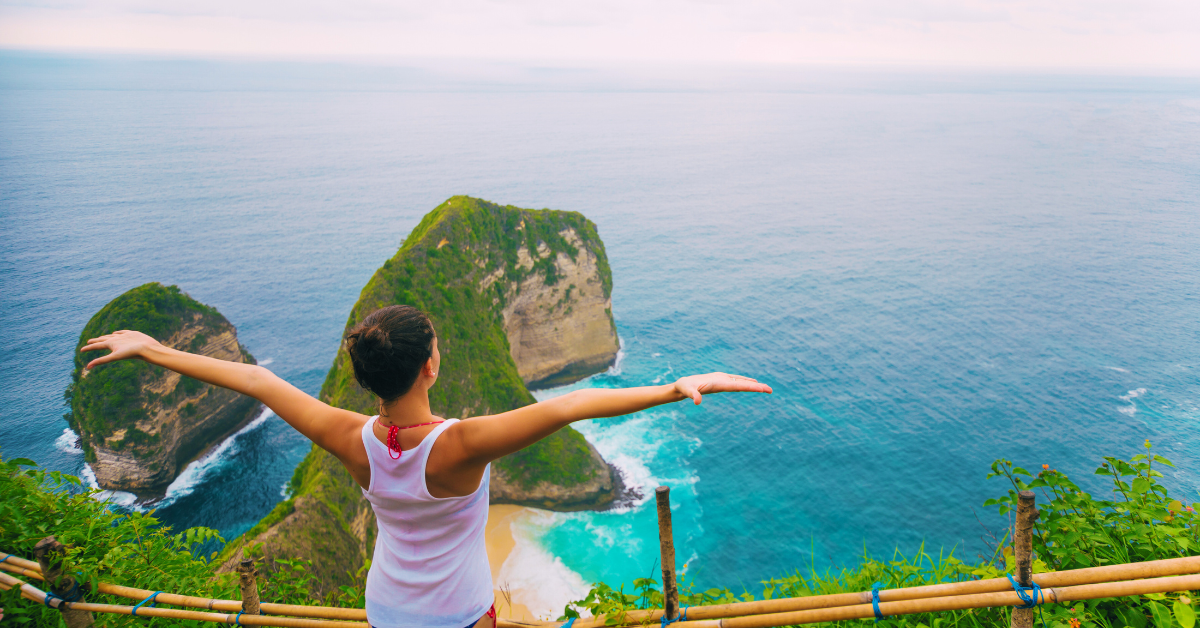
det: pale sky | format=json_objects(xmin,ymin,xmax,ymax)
[{"xmin": 2, "ymin": 0, "xmax": 1199, "ymax": 71}]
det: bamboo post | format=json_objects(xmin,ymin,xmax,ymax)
[
  {"xmin": 656, "ymin": 486, "xmax": 680, "ymax": 622},
  {"xmin": 240, "ymin": 559, "xmax": 262, "ymax": 615},
  {"xmin": 33, "ymin": 536, "xmax": 94, "ymax": 628},
  {"xmin": 1011, "ymin": 491, "xmax": 1038, "ymax": 628}
]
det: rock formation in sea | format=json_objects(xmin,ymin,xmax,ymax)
[
  {"xmin": 65, "ymin": 283, "xmax": 260, "ymax": 497},
  {"xmin": 219, "ymin": 196, "xmax": 624, "ymax": 596}
]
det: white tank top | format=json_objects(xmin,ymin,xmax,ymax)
[{"xmin": 360, "ymin": 416, "xmax": 493, "ymax": 628}]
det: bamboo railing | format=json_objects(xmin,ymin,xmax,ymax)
[
  {"xmin": 4, "ymin": 487, "xmax": 1197, "ymax": 628},
  {"xmin": 0, "ymin": 553, "xmax": 545, "ymax": 628}
]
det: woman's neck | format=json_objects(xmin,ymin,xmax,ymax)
[{"xmin": 378, "ymin": 389, "xmax": 437, "ymax": 426}]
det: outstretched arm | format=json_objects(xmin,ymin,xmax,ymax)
[
  {"xmin": 443, "ymin": 373, "xmax": 772, "ymax": 467},
  {"xmin": 80, "ymin": 331, "xmax": 367, "ymax": 456}
]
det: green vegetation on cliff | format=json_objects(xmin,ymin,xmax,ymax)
[{"xmin": 65, "ymin": 283, "xmax": 254, "ymax": 462}]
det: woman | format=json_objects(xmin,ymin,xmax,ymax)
[{"xmin": 81, "ymin": 304, "xmax": 772, "ymax": 628}]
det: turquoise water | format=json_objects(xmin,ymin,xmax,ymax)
[{"xmin": 2, "ymin": 52, "xmax": 1198, "ymax": 611}]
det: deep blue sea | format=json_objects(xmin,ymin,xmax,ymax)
[{"xmin": 2, "ymin": 52, "xmax": 1198, "ymax": 617}]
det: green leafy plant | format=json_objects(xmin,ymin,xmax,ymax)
[{"xmin": 0, "ymin": 455, "xmax": 235, "ymax": 626}]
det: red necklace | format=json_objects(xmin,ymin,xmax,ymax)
[{"xmin": 384, "ymin": 420, "xmax": 445, "ymax": 460}]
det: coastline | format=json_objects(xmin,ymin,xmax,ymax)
[
  {"xmin": 487, "ymin": 505, "xmax": 538, "ymax": 621},
  {"xmin": 487, "ymin": 504, "xmax": 594, "ymax": 621}
]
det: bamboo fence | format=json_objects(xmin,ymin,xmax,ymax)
[
  {"xmin": 4, "ymin": 488, "xmax": 1198, "ymax": 628},
  {"xmin": 0, "ymin": 551, "xmax": 549, "ymax": 628},
  {"xmin": 656, "ymin": 573, "xmax": 1200, "ymax": 628},
  {"xmin": 567, "ymin": 555, "xmax": 1200, "ymax": 628}
]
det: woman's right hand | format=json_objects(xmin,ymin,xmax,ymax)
[
  {"xmin": 673, "ymin": 372, "xmax": 773, "ymax": 405},
  {"xmin": 80, "ymin": 330, "xmax": 163, "ymax": 370}
]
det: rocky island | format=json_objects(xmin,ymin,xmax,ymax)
[
  {"xmin": 66, "ymin": 283, "xmax": 260, "ymax": 497},
  {"xmin": 219, "ymin": 196, "xmax": 624, "ymax": 595}
]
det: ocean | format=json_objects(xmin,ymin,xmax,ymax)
[{"xmin": 2, "ymin": 52, "xmax": 1198, "ymax": 617}]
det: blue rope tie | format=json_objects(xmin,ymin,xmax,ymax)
[
  {"xmin": 43, "ymin": 590, "xmax": 64, "ymax": 608},
  {"xmin": 1005, "ymin": 575, "xmax": 1040, "ymax": 609},
  {"xmin": 0, "ymin": 554, "xmax": 12, "ymax": 564},
  {"xmin": 131, "ymin": 591, "xmax": 161, "ymax": 617},
  {"xmin": 661, "ymin": 606, "xmax": 689, "ymax": 627},
  {"xmin": 562, "ymin": 618, "xmax": 576, "ymax": 628},
  {"xmin": 53, "ymin": 579, "xmax": 83, "ymax": 603},
  {"xmin": 1006, "ymin": 575, "xmax": 1047, "ymax": 628},
  {"xmin": 235, "ymin": 610, "xmax": 244, "ymax": 625},
  {"xmin": 871, "ymin": 582, "xmax": 885, "ymax": 622}
]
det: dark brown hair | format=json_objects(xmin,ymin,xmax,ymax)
[{"xmin": 344, "ymin": 305, "xmax": 436, "ymax": 403}]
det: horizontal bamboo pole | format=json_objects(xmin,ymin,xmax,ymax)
[
  {"xmin": 1, "ymin": 570, "xmax": 365, "ymax": 628},
  {"xmin": 571, "ymin": 555, "xmax": 1200, "ymax": 628},
  {"xmin": 1, "ymin": 551, "xmax": 542, "ymax": 628},
  {"xmin": 0, "ymin": 553, "xmax": 40, "ymax": 571},
  {"xmin": 0, "ymin": 557, "xmax": 366, "ymax": 620},
  {"xmin": 629, "ymin": 573, "xmax": 1200, "ymax": 628}
]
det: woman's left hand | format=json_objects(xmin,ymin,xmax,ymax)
[
  {"xmin": 80, "ymin": 330, "xmax": 163, "ymax": 370},
  {"xmin": 673, "ymin": 372, "xmax": 773, "ymax": 405}
]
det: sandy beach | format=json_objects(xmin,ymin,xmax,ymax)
[{"xmin": 487, "ymin": 505, "xmax": 540, "ymax": 621}]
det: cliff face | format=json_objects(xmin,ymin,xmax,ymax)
[
  {"xmin": 67, "ymin": 283, "xmax": 259, "ymax": 497},
  {"xmin": 219, "ymin": 197, "xmax": 623, "ymax": 596},
  {"xmin": 500, "ymin": 227, "xmax": 620, "ymax": 389}
]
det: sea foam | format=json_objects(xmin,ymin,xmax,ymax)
[
  {"xmin": 54, "ymin": 428, "xmax": 83, "ymax": 455},
  {"xmin": 1118, "ymin": 387, "xmax": 1147, "ymax": 416},
  {"xmin": 156, "ymin": 406, "xmax": 275, "ymax": 507},
  {"xmin": 80, "ymin": 464, "xmax": 140, "ymax": 509},
  {"xmin": 498, "ymin": 511, "xmax": 592, "ymax": 620}
]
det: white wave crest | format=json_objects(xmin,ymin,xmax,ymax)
[
  {"xmin": 1119, "ymin": 388, "xmax": 1147, "ymax": 402},
  {"xmin": 80, "ymin": 464, "xmax": 140, "ymax": 509},
  {"xmin": 259, "ymin": 358, "xmax": 274, "ymax": 366},
  {"xmin": 1105, "ymin": 366, "xmax": 1130, "ymax": 373},
  {"xmin": 498, "ymin": 512, "xmax": 592, "ymax": 620},
  {"xmin": 55, "ymin": 428, "xmax": 83, "ymax": 455},
  {"xmin": 155, "ymin": 406, "xmax": 275, "ymax": 507},
  {"xmin": 606, "ymin": 336, "xmax": 626, "ymax": 377},
  {"xmin": 1118, "ymin": 388, "xmax": 1147, "ymax": 416}
]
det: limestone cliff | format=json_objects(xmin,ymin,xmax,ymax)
[
  {"xmin": 218, "ymin": 197, "xmax": 624, "ymax": 596},
  {"xmin": 500, "ymin": 227, "xmax": 620, "ymax": 389},
  {"xmin": 66, "ymin": 283, "xmax": 260, "ymax": 497}
]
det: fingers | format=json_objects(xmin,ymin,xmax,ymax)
[{"xmin": 85, "ymin": 354, "xmax": 117, "ymax": 370}]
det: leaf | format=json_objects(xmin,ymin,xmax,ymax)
[
  {"xmin": 1149, "ymin": 601, "xmax": 1174, "ymax": 628},
  {"xmin": 1175, "ymin": 602, "xmax": 1196, "ymax": 628},
  {"xmin": 1153, "ymin": 455, "xmax": 1175, "ymax": 467},
  {"xmin": 1132, "ymin": 478, "xmax": 1151, "ymax": 494},
  {"xmin": 1013, "ymin": 467, "xmax": 1033, "ymax": 477},
  {"xmin": 8, "ymin": 458, "xmax": 37, "ymax": 467}
]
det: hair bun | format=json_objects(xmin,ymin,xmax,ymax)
[
  {"xmin": 344, "ymin": 305, "xmax": 435, "ymax": 401},
  {"xmin": 350, "ymin": 325, "xmax": 393, "ymax": 371}
]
